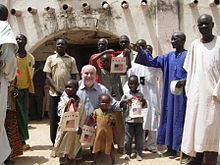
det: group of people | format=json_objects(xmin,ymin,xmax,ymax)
[
  {"xmin": 133, "ymin": 13, "xmax": 220, "ymax": 165},
  {"xmin": 1, "ymin": 2, "xmax": 220, "ymax": 165}
]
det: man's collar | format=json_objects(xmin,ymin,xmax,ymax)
[
  {"xmin": 56, "ymin": 53, "xmax": 69, "ymax": 58},
  {"xmin": 79, "ymin": 80, "xmax": 99, "ymax": 91},
  {"xmin": 129, "ymin": 89, "xmax": 139, "ymax": 95}
]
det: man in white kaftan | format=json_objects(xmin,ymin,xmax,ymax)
[
  {"xmin": 181, "ymin": 14, "xmax": 220, "ymax": 165},
  {"xmin": 0, "ymin": 4, "xmax": 17, "ymax": 165}
]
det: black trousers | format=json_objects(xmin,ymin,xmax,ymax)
[
  {"xmin": 195, "ymin": 151, "xmax": 218, "ymax": 165},
  {"xmin": 29, "ymin": 87, "xmax": 44, "ymax": 120},
  {"xmin": 49, "ymin": 96, "xmax": 60, "ymax": 145}
]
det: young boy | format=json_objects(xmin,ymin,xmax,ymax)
[
  {"xmin": 92, "ymin": 49, "xmax": 125, "ymax": 154},
  {"xmin": 91, "ymin": 93, "xmax": 116, "ymax": 165},
  {"xmin": 53, "ymin": 79, "xmax": 86, "ymax": 165},
  {"xmin": 120, "ymin": 75, "xmax": 147, "ymax": 161}
]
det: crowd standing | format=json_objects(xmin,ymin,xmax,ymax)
[{"xmin": 1, "ymin": 3, "xmax": 220, "ymax": 165}]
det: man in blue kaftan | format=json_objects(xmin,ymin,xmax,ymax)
[{"xmin": 134, "ymin": 32, "xmax": 187, "ymax": 156}]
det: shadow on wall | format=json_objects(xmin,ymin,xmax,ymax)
[
  {"xmin": 42, "ymin": 11, "xmax": 59, "ymax": 35},
  {"xmin": 141, "ymin": 7, "xmax": 163, "ymax": 55},
  {"xmin": 190, "ymin": 5, "xmax": 200, "ymax": 36},
  {"xmin": 122, "ymin": 7, "xmax": 138, "ymax": 42},
  {"xmin": 32, "ymin": 13, "xmax": 44, "ymax": 39},
  {"xmin": 98, "ymin": 10, "xmax": 117, "ymax": 37},
  {"xmin": 12, "ymin": 16, "xmax": 27, "ymax": 36},
  {"xmin": 210, "ymin": 6, "xmax": 220, "ymax": 35}
]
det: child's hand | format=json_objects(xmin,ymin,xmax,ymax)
[
  {"xmin": 111, "ymin": 118, "xmax": 116, "ymax": 126},
  {"xmin": 56, "ymin": 87, "xmax": 63, "ymax": 96},
  {"xmin": 108, "ymin": 116, "xmax": 116, "ymax": 126},
  {"xmin": 11, "ymin": 88, "xmax": 19, "ymax": 98},
  {"xmin": 77, "ymin": 127, "xmax": 82, "ymax": 135},
  {"xmin": 123, "ymin": 48, "xmax": 131, "ymax": 56},
  {"xmin": 120, "ymin": 100, "xmax": 128, "ymax": 108},
  {"xmin": 130, "ymin": 43, "xmax": 140, "ymax": 52},
  {"xmin": 142, "ymin": 99, "xmax": 147, "ymax": 108}
]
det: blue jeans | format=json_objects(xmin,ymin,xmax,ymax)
[{"xmin": 124, "ymin": 122, "xmax": 143, "ymax": 155}]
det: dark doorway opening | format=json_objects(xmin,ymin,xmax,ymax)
[{"xmin": 69, "ymin": 42, "xmax": 121, "ymax": 72}]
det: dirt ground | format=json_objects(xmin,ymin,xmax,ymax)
[{"xmin": 13, "ymin": 119, "xmax": 220, "ymax": 165}]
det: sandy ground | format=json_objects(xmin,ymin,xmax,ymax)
[{"xmin": 13, "ymin": 119, "xmax": 220, "ymax": 165}]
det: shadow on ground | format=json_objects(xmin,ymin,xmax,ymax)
[
  {"xmin": 30, "ymin": 145, "xmax": 52, "ymax": 150},
  {"xmin": 76, "ymin": 148, "xmax": 161, "ymax": 165},
  {"xmin": 15, "ymin": 156, "xmax": 49, "ymax": 165},
  {"xmin": 29, "ymin": 119, "xmax": 49, "ymax": 125}
]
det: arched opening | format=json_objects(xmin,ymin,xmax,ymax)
[
  {"xmin": 31, "ymin": 29, "xmax": 121, "ymax": 115},
  {"xmin": 32, "ymin": 29, "xmax": 121, "ymax": 71}
]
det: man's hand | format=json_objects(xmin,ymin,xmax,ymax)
[
  {"xmin": 77, "ymin": 127, "xmax": 82, "ymax": 135},
  {"xmin": 129, "ymin": 43, "xmax": 140, "ymax": 52},
  {"xmin": 142, "ymin": 99, "xmax": 147, "ymax": 108},
  {"xmin": 120, "ymin": 99, "xmax": 128, "ymax": 108},
  {"xmin": 55, "ymin": 88, "xmax": 63, "ymax": 96},
  {"xmin": 176, "ymin": 79, "xmax": 186, "ymax": 88},
  {"xmin": 123, "ymin": 48, "xmax": 131, "ymax": 56},
  {"xmin": 104, "ymin": 49, "xmax": 115, "ymax": 54}
]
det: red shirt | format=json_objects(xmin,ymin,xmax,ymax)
[{"xmin": 89, "ymin": 53, "xmax": 116, "ymax": 83}]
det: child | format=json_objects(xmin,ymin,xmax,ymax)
[
  {"xmin": 91, "ymin": 93, "xmax": 116, "ymax": 165},
  {"xmin": 120, "ymin": 75, "xmax": 147, "ymax": 161},
  {"xmin": 92, "ymin": 50, "xmax": 125, "ymax": 154},
  {"xmin": 53, "ymin": 79, "xmax": 86, "ymax": 165}
]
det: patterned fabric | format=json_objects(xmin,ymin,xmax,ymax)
[
  {"xmin": 5, "ymin": 110, "xmax": 23, "ymax": 159},
  {"xmin": 5, "ymin": 84, "xmax": 23, "ymax": 159}
]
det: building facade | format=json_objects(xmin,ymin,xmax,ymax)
[{"xmin": 2, "ymin": 0, "xmax": 220, "ymax": 69}]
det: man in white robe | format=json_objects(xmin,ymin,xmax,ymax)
[
  {"xmin": 181, "ymin": 14, "xmax": 220, "ymax": 165},
  {"xmin": 0, "ymin": 4, "xmax": 17, "ymax": 165}
]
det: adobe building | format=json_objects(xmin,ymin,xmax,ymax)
[
  {"xmin": 2, "ymin": 0, "xmax": 219, "ymax": 114},
  {"xmin": 2, "ymin": 0, "xmax": 220, "ymax": 69}
]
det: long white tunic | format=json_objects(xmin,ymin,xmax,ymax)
[
  {"xmin": 124, "ymin": 55, "xmax": 161, "ymax": 131},
  {"xmin": 181, "ymin": 36, "xmax": 220, "ymax": 157},
  {"xmin": 0, "ymin": 21, "xmax": 17, "ymax": 164},
  {"xmin": 54, "ymin": 92, "xmax": 86, "ymax": 159}
]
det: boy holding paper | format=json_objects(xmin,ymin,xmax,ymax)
[
  {"xmin": 120, "ymin": 75, "xmax": 147, "ymax": 161},
  {"xmin": 53, "ymin": 79, "xmax": 86, "ymax": 165}
]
